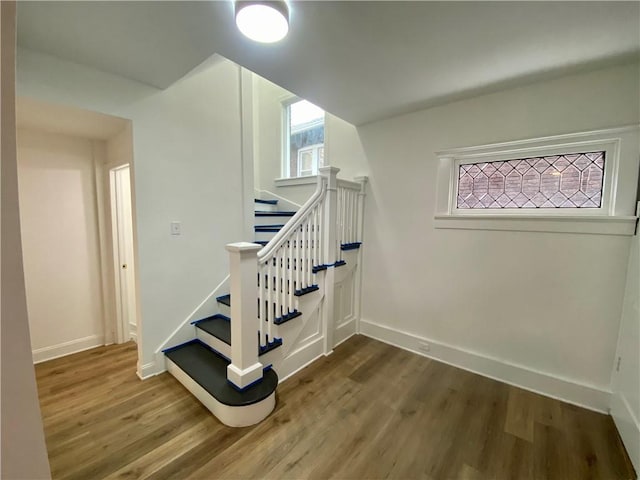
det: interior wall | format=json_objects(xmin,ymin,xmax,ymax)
[
  {"xmin": 0, "ymin": 2, "xmax": 51, "ymax": 477},
  {"xmin": 18, "ymin": 128, "xmax": 106, "ymax": 362},
  {"xmin": 17, "ymin": 49, "xmax": 246, "ymax": 376},
  {"xmin": 611, "ymin": 217, "xmax": 640, "ymax": 470},
  {"xmin": 357, "ymin": 62, "xmax": 640, "ymax": 409},
  {"xmin": 253, "ymin": 75, "xmax": 368, "ymax": 205}
]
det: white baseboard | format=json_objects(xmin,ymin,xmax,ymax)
[
  {"xmin": 32, "ymin": 334, "xmax": 104, "ymax": 364},
  {"xmin": 334, "ymin": 319, "xmax": 356, "ymax": 346},
  {"xmin": 360, "ymin": 319, "xmax": 610, "ymax": 413},
  {"xmin": 611, "ymin": 392, "xmax": 640, "ymax": 472},
  {"xmin": 137, "ymin": 359, "xmax": 161, "ymax": 380}
]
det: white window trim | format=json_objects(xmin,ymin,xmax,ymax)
[
  {"xmin": 297, "ymin": 143, "xmax": 324, "ymax": 176},
  {"xmin": 280, "ymin": 94, "xmax": 299, "ymax": 179},
  {"xmin": 280, "ymin": 95, "xmax": 327, "ymax": 179},
  {"xmin": 434, "ymin": 126, "xmax": 640, "ymax": 235},
  {"xmin": 275, "ymin": 175, "xmax": 318, "ymax": 187}
]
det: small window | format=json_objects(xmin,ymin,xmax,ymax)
[
  {"xmin": 457, "ymin": 152, "xmax": 605, "ymax": 209},
  {"xmin": 284, "ymin": 99, "xmax": 325, "ymax": 178},
  {"xmin": 433, "ymin": 126, "xmax": 640, "ymax": 236}
]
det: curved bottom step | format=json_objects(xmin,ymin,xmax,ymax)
[{"xmin": 165, "ymin": 341, "xmax": 277, "ymax": 427}]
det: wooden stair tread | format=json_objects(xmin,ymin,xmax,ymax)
[
  {"xmin": 195, "ymin": 315, "xmax": 231, "ymax": 345},
  {"xmin": 165, "ymin": 341, "xmax": 277, "ymax": 407}
]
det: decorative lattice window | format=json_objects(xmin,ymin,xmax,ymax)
[{"xmin": 457, "ymin": 152, "xmax": 605, "ymax": 209}]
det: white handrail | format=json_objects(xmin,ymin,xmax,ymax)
[{"xmin": 257, "ymin": 176, "xmax": 328, "ymax": 262}]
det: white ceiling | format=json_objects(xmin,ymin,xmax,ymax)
[
  {"xmin": 17, "ymin": 1, "xmax": 640, "ymax": 126},
  {"xmin": 17, "ymin": 97, "xmax": 129, "ymax": 140}
]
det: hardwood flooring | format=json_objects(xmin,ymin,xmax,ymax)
[{"xmin": 35, "ymin": 335, "xmax": 636, "ymax": 480}]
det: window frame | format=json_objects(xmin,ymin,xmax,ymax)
[
  {"xmin": 433, "ymin": 126, "xmax": 640, "ymax": 235},
  {"xmin": 297, "ymin": 143, "xmax": 324, "ymax": 176},
  {"xmin": 450, "ymin": 140, "xmax": 617, "ymax": 216},
  {"xmin": 281, "ymin": 96, "xmax": 326, "ymax": 179}
]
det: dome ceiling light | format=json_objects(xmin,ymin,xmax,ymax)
[{"xmin": 235, "ymin": 1, "xmax": 289, "ymax": 43}]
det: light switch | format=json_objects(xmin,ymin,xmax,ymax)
[{"xmin": 170, "ymin": 221, "xmax": 182, "ymax": 235}]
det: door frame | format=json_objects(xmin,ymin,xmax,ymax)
[{"xmin": 109, "ymin": 164, "xmax": 138, "ymax": 344}]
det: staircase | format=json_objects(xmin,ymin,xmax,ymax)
[{"xmin": 161, "ymin": 168, "xmax": 366, "ymax": 427}]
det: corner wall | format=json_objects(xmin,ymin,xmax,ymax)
[
  {"xmin": 1, "ymin": 2, "xmax": 51, "ymax": 477},
  {"xmin": 253, "ymin": 75, "xmax": 368, "ymax": 204},
  {"xmin": 17, "ymin": 49, "xmax": 247, "ymax": 376},
  {"xmin": 357, "ymin": 62, "xmax": 640, "ymax": 411}
]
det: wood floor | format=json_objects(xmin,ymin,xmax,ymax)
[{"xmin": 35, "ymin": 335, "xmax": 635, "ymax": 480}]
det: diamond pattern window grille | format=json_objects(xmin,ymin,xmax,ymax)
[{"xmin": 457, "ymin": 152, "xmax": 605, "ymax": 209}]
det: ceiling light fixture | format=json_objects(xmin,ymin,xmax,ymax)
[{"xmin": 235, "ymin": 1, "xmax": 289, "ymax": 43}]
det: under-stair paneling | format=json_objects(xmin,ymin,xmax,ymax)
[
  {"xmin": 18, "ymin": 128, "xmax": 106, "ymax": 362},
  {"xmin": 334, "ymin": 265, "xmax": 357, "ymax": 346}
]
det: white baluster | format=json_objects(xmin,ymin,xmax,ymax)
[
  {"xmin": 313, "ymin": 206, "xmax": 319, "ymax": 269},
  {"xmin": 302, "ymin": 218, "xmax": 308, "ymax": 289},
  {"xmin": 287, "ymin": 239, "xmax": 293, "ymax": 313},
  {"xmin": 259, "ymin": 263, "xmax": 265, "ymax": 347},
  {"xmin": 352, "ymin": 189, "xmax": 356, "ymax": 242},
  {"xmin": 266, "ymin": 260, "xmax": 272, "ymax": 341},
  {"xmin": 295, "ymin": 228, "xmax": 301, "ymax": 293},
  {"xmin": 307, "ymin": 216, "xmax": 312, "ymax": 287}
]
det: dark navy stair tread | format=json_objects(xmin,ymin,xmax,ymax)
[
  {"xmin": 254, "ymin": 225, "xmax": 284, "ymax": 232},
  {"xmin": 254, "ymin": 198, "xmax": 278, "ymax": 205},
  {"xmin": 254, "ymin": 240, "xmax": 269, "ymax": 246},
  {"xmin": 341, "ymin": 242, "xmax": 362, "ymax": 251},
  {"xmin": 166, "ymin": 341, "xmax": 277, "ymax": 407},
  {"xmin": 274, "ymin": 310, "xmax": 302, "ymax": 325},
  {"xmin": 294, "ymin": 285, "xmax": 320, "ymax": 296},
  {"xmin": 196, "ymin": 316, "xmax": 231, "ymax": 345},
  {"xmin": 216, "ymin": 294, "xmax": 231, "ymax": 306},
  {"xmin": 255, "ymin": 211, "xmax": 296, "ymax": 217}
]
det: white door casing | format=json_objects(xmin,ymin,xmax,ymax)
[{"xmin": 110, "ymin": 165, "xmax": 138, "ymax": 343}]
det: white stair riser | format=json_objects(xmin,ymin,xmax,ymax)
[
  {"xmin": 166, "ymin": 358, "xmax": 275, "ymax": 427},
  {"xmin": 196, "ymin": 328, "xmax": 232, "ymax": 359},
  {"xmin": 254, "ymin": 215, "xmax": 295, "ymax": 226},
  {"xmin": 254, "ymin": 203, "xmax": 277, "ymax": 212},
  {"xmin": 254, "ymin": 230, "xmax": 280, "ymax": 242},
  {"xmin": 218, "ymin": 302, "xmax": 231, "ymax": 317}
]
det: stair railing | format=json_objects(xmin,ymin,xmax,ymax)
[
  {"xmin": 225, "ymin": 167, "xmax": 367, "ymax": 389},
  {"xmin": 336, "ymin": 178, "xmax": 365, "ymax": 264},
  {"xmin": 256, "ymin": 171, "xmax": 329, "ymax": 350}
]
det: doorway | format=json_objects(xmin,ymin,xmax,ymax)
[{"xmin": 110, "ymin": 164, "xmax": 138, "ymax": 343}]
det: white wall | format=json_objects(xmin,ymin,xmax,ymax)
[
  {"xmin": 0, "ymin": 2, "xmax": 51, "ymax": 476},
  {"xmin": 611, "ymin": 219, "xmax": 640, "ymax": 470},
  {"xmin": 253, "ymin": 75, "xmax": 368, "ymax": 205},
  {"xmin": 17, "ymin": 49, "xmax": 246, "ymax": 376},
  {"xmin": 358, "ymin": 62, "xmax": 640, "ymax": 410},
  {"xmin": 18, "ymin": 128, "xmax": 106, "ymax": 362}
]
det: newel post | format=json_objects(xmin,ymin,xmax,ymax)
[
  {"xmin": 225, "ymin": 242, "xmax": 263, "ymax": 389},
  {"xmin": 319, "ymin": 166, "xmax": 340, "ymax": 354}
]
